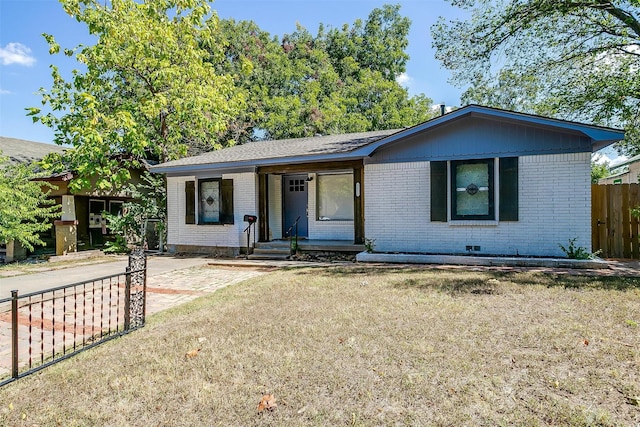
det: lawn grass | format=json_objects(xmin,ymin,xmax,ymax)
[{"xmin": 0, "ymin": 266, "xmax": 639, "ymax": 426}]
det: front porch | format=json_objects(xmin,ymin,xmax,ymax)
[{"xmin": 256, "ymin": 160, "xmax": 365, "ymax": 245}]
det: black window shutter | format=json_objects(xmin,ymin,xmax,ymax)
[
  {"xmin": 499, "ymin": 157, "xmax": 518, "ymax": 221},
  {"xmin": 185, "ymin": 181, "xmax": 195, "ymax": 224},
  {"xmin": 220, "ymin": 179, "xmax": 234, "ymax": 224},
  {"xmin": 430, "ymin": 161, "xmax": 447, "ymax": 222}
]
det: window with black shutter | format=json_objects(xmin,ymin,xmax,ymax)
[
  {"xmin": 220, "ymin": 179, "xmax": 234, "ymax": 224},
  {"xmin": 430, "ymin": 158, "xmax": 518, "ymax": 222},
  {"xmin": 499, "ymin": 157, "xmax": 518, "ymax": 221},
  {"xmin": 185, "ymin": 181, "xmax": 195, "ymax": 224},
  {"xmin": 196, "ymin": 178, "xmax": 234, "ymax": 225},
  {"xmin": 451, "ymin": 159, "xmax": 495, "ymax": 220},
  {"xmin": 430, "ymin": 161, "xmax": 447, "ymax": 222}
]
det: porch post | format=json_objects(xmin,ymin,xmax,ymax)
[
  {"xmin": 258, "ymin": 172, "xmax": 269, "ymax": 242},
  {"xmin": 354, "ymin": 163, "xmax": 365, "ymax": 244}
]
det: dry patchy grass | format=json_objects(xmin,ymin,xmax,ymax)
[{"xmin": 0, "ymin": 266, "xmax": 639, "ymax": 426}]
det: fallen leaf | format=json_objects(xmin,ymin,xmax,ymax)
[
  {"xmin": 185, "ymin": 348, "xmax": 201, "ymax": 359},
  {"xmin": 257, "ymin": 394, "xmax": 277, "ymax": 412}
]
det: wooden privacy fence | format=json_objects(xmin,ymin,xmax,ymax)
[{"xmin": 592, "ymin": 184, "xmax": 640, "ymax": 259}]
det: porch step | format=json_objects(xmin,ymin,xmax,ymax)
[
  {"xmin": 247, "ymin": 253, "xmax": 291, "ymax": 260},
  {"xmin": 254, "ymin": 241, "xmax": 291, "ymax": 249},
  {"xmin": 247, "ymin": 242, "xmax": 292, "ymax": 260}
]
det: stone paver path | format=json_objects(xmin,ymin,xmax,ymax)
[
  {"xmin": 144, "ymin": 265, "xmax": 270, "ymax": 315},
  {"xmin": 0, "ymin": 263, "xmax": 271, "ymax": 381}
]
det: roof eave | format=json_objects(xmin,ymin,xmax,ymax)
[
  {"xmin": 351, "ymin": 105, "xmax": 625, "ymax": 156},
  {"xmin": 151, "ymin": 151, "xmax": 365, "ymax": 175},
  {"xmin": 591, "ymin": 133, "xmax": 626, "ymax": 152}
]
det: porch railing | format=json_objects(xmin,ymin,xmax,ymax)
[
  {"xmin": 285, "ymin": 216, "xmax": 301, "ymax": 254},
  {"xmin": 0, "ymin": 250, "xmax": 147, "ymax": 387}
]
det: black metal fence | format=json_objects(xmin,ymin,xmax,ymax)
[{"xmin": 0, "ymin": 250, "xmax": 147, "ymax": 387}]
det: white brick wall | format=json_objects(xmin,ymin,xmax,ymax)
[
  {"xmin": 364, "ymin": 153, "xmax": 591, "ymax": 257},
  {"xmin": 167, "ymin": 173, "xmax": 258, "ymax": 251}
]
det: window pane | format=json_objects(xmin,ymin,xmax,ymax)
[
  {"xmin": 318, "ymin": 174, "xmax": 354, "ymax": 221},
  {"xmin": 199, "ymin": 180, "xmax": 220, "ymax": 223},
  {"xmin": 89, "ymin": 200, "xmax": 106, "ymax": 215},
  {"xmin": 109, "ymin": 201, "xmax": 123, "ymax": 216},
  {"xmin": 455, "ymin": 163, "xmax": 489, "ymax": 216}
]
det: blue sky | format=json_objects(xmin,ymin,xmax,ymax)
[{"xmin": 0, "ymin": 0, "xmax": 467, "ymax": 144}]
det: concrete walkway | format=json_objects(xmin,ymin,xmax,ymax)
[
  {"xmin": 0, "ymin": 254, "xmax": 276, "ymax": 381},
  {"xmin": 0, "ymin": 254, "xmax": 216, "ymax": 299}
]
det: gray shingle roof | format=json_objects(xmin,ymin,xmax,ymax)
[
  {"xmin": 0, "ymin": 136, "xmax": 65, "ymax": 165},
  {"xmin": 154, "ymin": 129, "xmax": 401, "ymax": 170}
]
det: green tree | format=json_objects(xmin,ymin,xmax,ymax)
[
  {"xmin": 325, "ymin": 4, "xmax": 410, "ymax": 81},
  {"xmin": 0, "ymin": 155, "xmax": 60, "ymax": 251},
  {"xmin": 29, "ymin": 0, "xmax": 242, "ymax": 191},
  {"xmin": 591, "ymin": 160, "xmax": 610, "ymax": 184},
  {"xmin": 103, "ymin": 171, "xmax": 166, "ymax": 252},
  {"xmin": 214, "ymin": 4, "xmax": 435, "ymax": 142},
  {"xmin": 432, "ymin": 0, "xmax": 640, "ymax": 153}
]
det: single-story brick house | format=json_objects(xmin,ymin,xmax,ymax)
[{"xmin": 151, "ymin": 105, "xmax": 624, "ymax": 258}]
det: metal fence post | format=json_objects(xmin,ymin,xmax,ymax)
[
  {"xmin": 124, "ymin": 267, "xmax": 131, "ymax": 331},
  {"xmin": 141, "ymin": 255, "xmax": 147, "ymax": 326},
  {"xmin": 11, "ymin": 290, "xmax": 18, "ymax": 379}
]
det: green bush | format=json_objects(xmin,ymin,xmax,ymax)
[{"xmin": 558, "ymin": 238, "xmax": 599, "ymax": 260}]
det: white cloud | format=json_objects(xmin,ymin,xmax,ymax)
[
  {"xmin": 0, "ymin": 88, "xmax": 11, "ymax": 95},
  {"xmin": 592, "ymin": 153, "xmax": 611, "ymax": 165},
  {"xmin": 396, "ymin": 72, "xmax": 412, "ymax": 88},
  {"xmin": 0, "ymin": 42, "xmax": 36, "ymax": 66},
  {"xmin": 593, "ymin": 152, "xmax": 629, "ymax": 167},
  {"xmin": 610, "ymin": 155, "xmax": 629, "ymax": 168}
]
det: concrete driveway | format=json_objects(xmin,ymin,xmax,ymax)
[{"xmin": 0, "ymin": 254, "xmax": 215, "ymax": 299}]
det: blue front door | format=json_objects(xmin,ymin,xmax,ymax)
[{"xmin": 283, "ymin": 174, "xmax": 308, "ymax": 238}]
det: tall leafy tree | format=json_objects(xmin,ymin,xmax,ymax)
[
  {"xmin": 29, "ymin": 0, "xmax": 242, "ymax": 191},
  {"xmin": 0, "ymin": 155, "xmax": 59, "ymax": 251},
  {"xmin": 591, "ymin": 160, "xmax": 610, "ymax": 184},
  {"xmin": 432, "ymin": 0, "xmax": 640, "ymax": 154},
  {"xmin": 325, "ymin": 4, "xmax": 410, "ymax": 81},
  {"xmin": 215, "ymin": 4, "xmax": 435, "ymax": 142}
]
